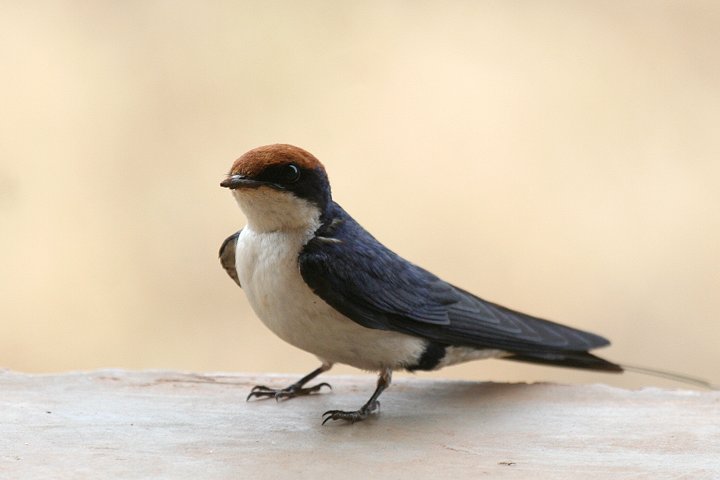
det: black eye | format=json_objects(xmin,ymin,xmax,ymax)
[{"xmin": 281, "ymin": 164, "xmax": 301, "ymax": 184}]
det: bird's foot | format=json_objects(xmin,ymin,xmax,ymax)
[
  {"xmin": 246, "ymin": 382, "xmax": 332, "ymax": 402},
  {"xmin": 322, "ymin": 400, "xmax": 380, "ymax": 425}
]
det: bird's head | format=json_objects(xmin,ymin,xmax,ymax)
[{"xmin": 221, "ymin": 144, "xmax": 332, "ymax": 232}]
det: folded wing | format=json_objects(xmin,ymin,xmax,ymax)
[
  {"xmin": 300, "ymin": 205, "xmax": 613, "ymax": 359},
  {"xmin": 219, "ymin": 230, "xmax": 242, "ymax": 287}
]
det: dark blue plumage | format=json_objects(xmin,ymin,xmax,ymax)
[{"xmin": 300, "ymin": 202, "xmax": 620, "ymax": 372}]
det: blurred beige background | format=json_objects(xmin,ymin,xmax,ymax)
[{"xmin": 1, "ymin": 1, "xmax": 718, "ymax": 390}]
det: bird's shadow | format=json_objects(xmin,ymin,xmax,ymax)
[{"xmin": 316, "ymin": 380, "xmax": 543, "ymax": 431}]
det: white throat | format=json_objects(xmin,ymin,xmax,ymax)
[{"xmin": 232, "ymin": 187, "xmax": 321, "ymax": 234}]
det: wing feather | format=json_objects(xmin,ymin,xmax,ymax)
[
  {"xmin": 300, "ymin": 204, "xmax": 610, "ymax": 354},
  {"xmin": 219, "ymin": 230, "xmax": 242, "ymax": 287}
]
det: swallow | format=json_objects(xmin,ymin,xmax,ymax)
[{"xmin": 219, "ymin": 144, "xmax": 622, "ymax": 424}]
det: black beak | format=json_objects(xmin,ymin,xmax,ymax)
[{"xmin": 220, "ymin": 175, "xmax": 267, "ymax": 189}]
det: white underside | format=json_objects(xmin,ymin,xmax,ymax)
[
  {"xmin": 231, "ymin": 187, "xmax": 507, "ymax": 372},
  {"xmin": 232, "ymin": 188, "xmax": 428, "ymax": 371},
  {"xmin": 235, "ymin": 226, "xmax": 432, "ymax": 370},
  {"xmin": 438, "ymin": 347, "xmax": 508, "ymax": 368}
]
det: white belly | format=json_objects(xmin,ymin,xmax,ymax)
[{"xmin": 234, "ymin": 227, "xmax": 427, "ymax": 371}]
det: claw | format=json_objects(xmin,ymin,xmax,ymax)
[
  {"xmin": 315, "ymin": 382, "xmax": 332, "ymax": 392},
  {"xmin": 246, "ymin": 389, "xmax": 277, "ymax": 401},
  {"xmin": 278, "ymin": 383, "xmax": 331, "ymax": 400},
  {"xmin": 321, "ymin": 401, "xmax": 380, "ymax": 425},
  {"xmin": 321, "ymin": 409, "xmax": 364, "ymax": 425},
  {"xmin": 246, "ymin": 382, "xmax": 333, "ymax": 402},
  {"xmin": 321, "ymin": 410, "xmax": 340, "ymax": 426}
]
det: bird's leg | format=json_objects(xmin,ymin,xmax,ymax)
[
  {"xmin": 247, "ymin": 362, "xmax": 333, "ymax": 402},
  {"xmin": 322, "ymin": 368, "xmax": 392, "ymax": 425}
]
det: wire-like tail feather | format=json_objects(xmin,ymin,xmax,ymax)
[
  {"xmin": 506, "ymin": 352, "xmax": 717, "ymax": 390},
  {"xmin": 620, "ymin": 363, "xmax": 718, "ymax": 390}
]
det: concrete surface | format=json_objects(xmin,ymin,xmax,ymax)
[{"xmin": 1, "ymin": 370, "xmax": 719, "ymax": 479}]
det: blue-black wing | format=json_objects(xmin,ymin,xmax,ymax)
[
  {"xmin": 299, "ymin": 204, "xmax": 614, "ymax": 358},
  {"xmin": 219, "ymin": 230, "xmax": 242, "ymax": 287}
]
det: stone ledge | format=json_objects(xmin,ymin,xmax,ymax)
[{"xmin": 1, "ymin": 370, "xmax": 719, "ymax": 479}]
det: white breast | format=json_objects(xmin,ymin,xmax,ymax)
[{"xmin": 234, "ymin": 226, "xmax": 428, "ymax": 371}]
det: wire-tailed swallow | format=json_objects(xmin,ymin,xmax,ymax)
[{"xmin": 219, "ymin": 144, "xmax": 622, "ymax": 424}]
